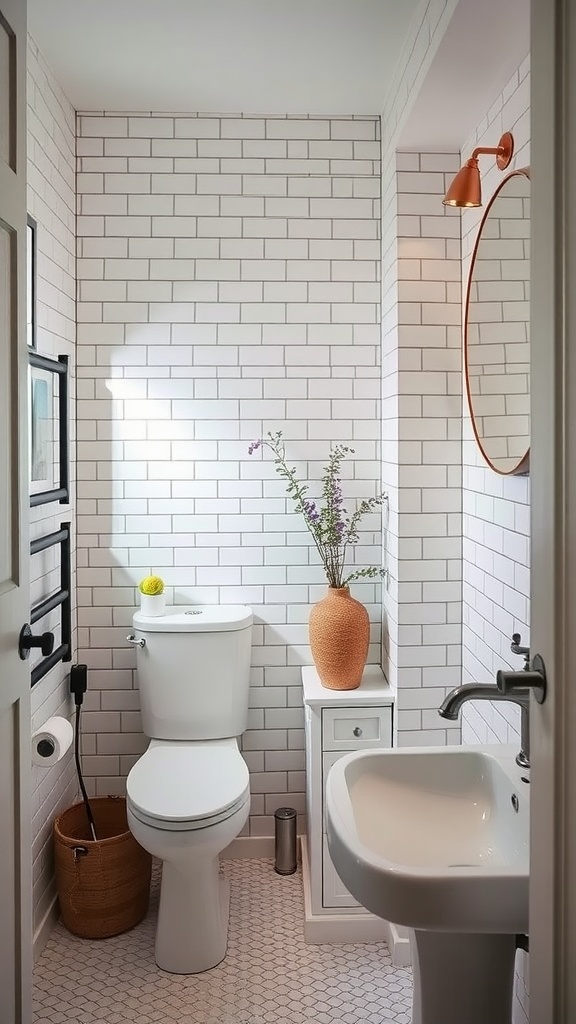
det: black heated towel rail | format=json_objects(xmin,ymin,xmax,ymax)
[{"xmin": 30, "ymin": 522, "xmax": 72, "ymax": 686}]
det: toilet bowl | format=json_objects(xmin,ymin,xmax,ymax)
[
  {"xmin": 127, "ymin": 739, "xmax": 250, "ymax": 974},
  {"xmin": 126, "ymin": 605, "xmax": 253, "ymax": 974}
]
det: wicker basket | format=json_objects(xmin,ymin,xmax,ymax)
[{"xmin": 54, "ymin": 796, "xmax": 152, "ymax": 939}]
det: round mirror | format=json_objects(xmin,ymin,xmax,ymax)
[{"xmin": 465, "ymin": 169, "xmax": 530, "ymax": 475}]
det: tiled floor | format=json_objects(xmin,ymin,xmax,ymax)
[{"xmin": 34, "ymin": 858, "xmax": 413, "ymax": 1023}]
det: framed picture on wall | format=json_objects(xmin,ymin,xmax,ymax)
[
  {"xmin": 30, "ymin": 362, "xmax": 52, "ymax": 492},
  {"xmin": 28, "ymin": 351, "xmax": 69, "ymax": 506},
  {"xmin": 27, "ymin": 214, "xmax": 37, "ymax": 349}
]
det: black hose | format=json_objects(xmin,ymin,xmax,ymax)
[{"xmin": 74, "ymin": 704, "xmax": 97, "ymax": 841}]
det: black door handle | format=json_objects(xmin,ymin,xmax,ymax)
[{"xmin": 18, "ymin": 623, "xmax": 55, "ymax": 660}]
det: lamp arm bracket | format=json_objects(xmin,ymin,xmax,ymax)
[
  {"xmin": 473, "ymin": 131, "xmax": 514, "ymax": 170},
  {"xmin": 471, "ymin": 145, "xmax": 501, "ymax": 159}
]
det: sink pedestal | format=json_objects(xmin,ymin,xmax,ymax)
[{"xmin": 410, "ymin": 930, "xmax": 516, "ymax": 1024}]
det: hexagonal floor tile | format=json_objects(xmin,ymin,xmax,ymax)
[{"xmin": 33, "ymin": 859, "xmax": 413, "ymax": 1022}]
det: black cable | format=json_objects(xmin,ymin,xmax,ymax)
[{"xmin": 74, "ymin": 704, "xmax": 98, "ymax": 841}]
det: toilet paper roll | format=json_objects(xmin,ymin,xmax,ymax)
[{"xmin": 32, "ymin": 716, "xmax": 74, "ymax": 767}]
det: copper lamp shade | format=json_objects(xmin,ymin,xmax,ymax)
[
  {"xmin": 443, "ymin": 158, "xmax": 481, "ymax": 208},
  {"xmin": 443, "ymin": 132, "xmax": 514, "ymax": 209}
]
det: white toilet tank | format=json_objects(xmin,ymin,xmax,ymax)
[{"xmin": 132, "ymin": 605, "xmax": 253, "ymax": 741}]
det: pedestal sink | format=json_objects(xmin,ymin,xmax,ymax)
[{"xmin": 325, "ymin": 746, "xmax": 528, "ymax": 1024}]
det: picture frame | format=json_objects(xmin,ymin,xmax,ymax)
[
  {"xmin": 27, "ymin": 214, "xmax": 37, "ymax": 349},
  {"xmin": 29, "ymin": 351, "xmax": 69, "ymax": 507}
]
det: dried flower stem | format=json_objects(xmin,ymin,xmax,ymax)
[{"xmin": 249, "ymin": 431, "xmax": 388, "ymax": 589}]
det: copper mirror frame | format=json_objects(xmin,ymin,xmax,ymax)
[{"xmin": 464, "ymin": 167, "xmax": 530, "ymax": 476}]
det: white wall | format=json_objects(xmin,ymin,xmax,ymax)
[
  {"xmin": 74, "ymin": 112, "xmax": 383, "ymax": 837},
  {"xmin": 459, "ymin": 55, "xmax": 531, "ymax": 1024},
  {"xmin": 380, "ymin": 0, "xmax": 461, "ymax": 720},
  {"xmin": 383, "ymin": 151, "xmax": 464, "ymax": 744},
  {"xmin": 460, "ymin": 59, "xmax": 530, "ymax": 746},
  {"xmin": 27, "ymin": 36, "xmax": 77, "ymax": 951}
]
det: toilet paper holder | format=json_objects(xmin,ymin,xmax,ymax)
[
  {"xmin": 36, "ymin": 737, "xmax": 56, "ymax": 759},
  {"xmin": 32, "ymin": 715, "xmax": 74, "ymax": 767}
]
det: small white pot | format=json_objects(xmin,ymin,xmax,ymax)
[{"xmin": 140, "ymin": 593, "xmax": 166, "ymax": 617}]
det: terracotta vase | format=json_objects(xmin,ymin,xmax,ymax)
[{"xmin": 309, "ymin": 586, "xmax": 370, "ymax": 690}]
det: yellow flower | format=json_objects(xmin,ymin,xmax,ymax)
[{"xmin": 139, "ymin": 575, "xmax": 164, "ymax": 596}]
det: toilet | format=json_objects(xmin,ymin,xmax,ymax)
[{"xmin": 125, "ymin": 604, "xmax": 253, "ymax": 974}]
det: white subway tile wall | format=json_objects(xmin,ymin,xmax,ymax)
[
  {"xmin": 460, "ymin": 59, "xmax": 530, "ymax": 754},
  {"xmin": 381, "ymin": 151, "xmax": 463, "ymax": 745},
  {"xmin": 459, "ymin": 57, "xmax": 531, "ymax": 1024},
  {"xmin": 28, "ymin": 37, "xmax": 78, "ymax": 944},
  {"xmin": 382, "ymin": 0, "xmax": 459, "ymax": 150},
  {"xmin": 379, "ymin": 0, "xmax": 460, "ymax": 722},
  {"xmin": 75, "ymin": 113, "xmax": 382, "ymax": 836}
]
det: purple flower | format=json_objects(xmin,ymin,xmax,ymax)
[
  {"xmin": 333, "ymin": 479, "xmax": 344, "ymax": 507},
  {"xmin": 303, "ymin": 500, "xmax": 320, "ymax": 523},
  {"xmin": 245, "ymin": 428, "xmax": 387, "ymax": 589}
]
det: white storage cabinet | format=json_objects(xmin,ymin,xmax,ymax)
[{"xmin": 301, "ymin": 665, "xmax": 395, "ymax": 944}]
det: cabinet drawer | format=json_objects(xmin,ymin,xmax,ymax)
[{"xmin": 322, "ymin": 705, "xmax": 392, "ymax": 751}]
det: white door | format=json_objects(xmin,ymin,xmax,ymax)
[
  {"xmin": 530, "ymin": 0, "xmax": 576, "ymax": 1020},
  {"xmin": 0, "ymin": 1, "xmax": 32, "ymax": 1022}
]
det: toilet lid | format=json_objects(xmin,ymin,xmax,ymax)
[{"xmin": 126, "ymin": 742, "xmax": 249, "ymax": 824}]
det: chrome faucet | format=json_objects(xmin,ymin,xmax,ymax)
[
  {"xmin": 438, "ymin": 633, "xmax": 546, "ymax": 770},
  {"xmin": 439, "ymin": 681, "xmax": 532, "ymax": 768}
]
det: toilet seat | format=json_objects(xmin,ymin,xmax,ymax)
[
  {"xmin": 128, "ymin": 792, "xmax": 250, "ymax": 832},
  {"xmin": 126, "ymin": 739, "xmax": 249, "ymax": 832}
]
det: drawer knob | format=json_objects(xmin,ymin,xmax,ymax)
[{"xmin": 353, "ymin": 726, "xmax": 363, "ymax": 737}]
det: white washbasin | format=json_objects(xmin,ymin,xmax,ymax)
[{"xmin": 325, "ymin": 745, "xmax": 529, "ymax": 934}]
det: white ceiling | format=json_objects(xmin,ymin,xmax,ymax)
[
  {"xmin": 28, "ymin": 0, "xmax": 421, "ymax": 115},
  {"xmin": 400, "ymin": 0, "xmax": 530, "ymax": 150}
]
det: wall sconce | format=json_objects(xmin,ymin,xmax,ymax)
[{"xmin": 443, "ymin": 132, "xmax": 514, "ymax": 208}]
